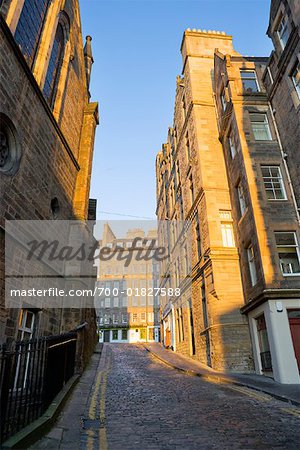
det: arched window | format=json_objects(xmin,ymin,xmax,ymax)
[
  {"xmin": 14, "ymin": 0, "xmax": 50, "ymax": 67},
  {"xmin": 43, "ymin": 23, "xmax": 66, "ymax": 108}
]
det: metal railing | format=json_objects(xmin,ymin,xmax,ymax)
[{"xmin": 0, "ymin": 331, "xmax": 77, "ymax": 443}]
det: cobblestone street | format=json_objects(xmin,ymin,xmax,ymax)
[
  {"xmin": 31, "ymin": 343, "xmax": 300, "ymax": 450},
  {"xmin": 81, "ymin": 344, "xmax": 300, "ymax": 450}
]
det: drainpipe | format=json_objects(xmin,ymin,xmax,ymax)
[
  {"xmin": 269, "ymin": 103, "xmax": 300, "ymax": 226},
  {"xmin": 171, "ymin": 305, "xmax": 176, "ymax": 352}
]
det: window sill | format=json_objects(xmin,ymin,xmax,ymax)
[{"xmin": 282, "ymin": 273, "xmax": 300, "ymax": 277}]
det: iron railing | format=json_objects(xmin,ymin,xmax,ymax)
[{"xmin": 0, "ymin": 331, "xmax": 77, "ymax": 443}]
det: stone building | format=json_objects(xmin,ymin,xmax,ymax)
[
  {"xmin": 0, "ymin": 0, "xmax": 99, "ymax": 368},
  {"xmin": 96, "ymin": 224, "xmax": 160, "ymax": 343},
  {"xmin": 218, "ymin": 0, "xmax": 299, "ymax": 384},
  {"xmin": 156, "ymin": 1, "xmax": 300, "ymax": 384},
  {"xmin": 156, "ymin": 30, "xmax": 254, "ymax": 372},
  {"xmin": 263, "ymin": 0, "xmax": 300, "ymax": 202}
]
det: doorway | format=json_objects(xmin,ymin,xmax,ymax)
[
  {"xmin": 288, "ymin": 310, "xmax": 300, "ymax": 373},
  {"xmin": 104, "ymin": 330, "xmax": 110, "ymax": 342}
]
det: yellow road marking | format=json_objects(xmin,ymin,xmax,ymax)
[
  {"xmin": 89, "ymin": 371, "xmax": 102, "ymax": 420},
  {"xmin": 86, "ymin": 429, "xmax": 95, "ymax": 450},
  {"xmin": 226, "ymin": 385, "xmax": 271, "ymax": 402},
  {"xmin": 281, "ymin": 407, "xmax": 300, "ymax": 418},
  {"xmin": 99, "ymin": 358, "xmax": 111, "ymax": 450}
]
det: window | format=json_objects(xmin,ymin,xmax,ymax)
[
  {"xmin": 185, "ymin": 134, "xmax": 191, "ymax": 160},
  {"xmin": 189, "ymin": 174, "xmax": 194, "ymax": 205},
  {"xmin": 195, "ymin": 215, "xmax": 202, "ymax": 259},
  {"xmin": 132, "ymin": 313, "xmax": 138, "ymax": 323},
  {"xmin": 292, "ymin": 62, "xmax": 300, "ymax": 99},
  {"xmin": 112, "ymin": 330, "xmax": 118, "ymax": 340},
  {"xmin": 113, "ymin": 297, "xmax": 119, "ymax": 307},
  {"xmin": 237, "ymin": 183, "xmax": 247, "ymax": 216},
  {"xmin": 14, "ymin": 0, "xmax": 50, "ymax": 67},
  {"xmin": 14, "ymin": 309, "xmax": 36, "ymax": 390},
  {"xmin": 256, "ymin": 315, "xmax": 272, "ymax": 371},
  {"xmin": 247, "ymin": 245, "xmax": 257, "ymax": 286},
  {"xmin": 104, "ymin": 315, "xmax": 110, "ymax": 324},
  {"xmin": 182, "ymin": 95, "xmax": 186, "ymax": 117},
  {"xmin": 17, "ymin": 310, "xmax": 35, "ymax": 341},
  {"xmin": 121, "ymin": 329, "xmax": 128, "ymax": 340},
  {"xmin": 113, "ymin": 314, "xmax": 118, "ymax": 324},
  {"xmin": 275, "ymin": 232, "xmax": 300, "ymax": 275},
  {"xmin": 43, "ymin": 22, "xmax": 66, "ymax": 107},
  {"xmin": 240, "ymin": 70, "xmax": 260, "ymax": 93},
  {"xmin": 228, "ymin": 134, "xmax": 236, "ymax": 158},
  {"xmin": 250, "ymin": 113, "xmax": 272, "ymax": 141},
  {"xmin": 221, "ymin": 223, "xmax": 235, "ymax": 247},
  {"xmin": 105, "ymin": 297, "xmax": 110, "ymax": 308},
  {"xmin": 122, "ymin": 314, "xmax": 128, "ymax": 324},
  {"xmin": 261, "ymin": 166, "xmax": 286, "ymax": 200},
  {"xmin": 177, "ymin": 308, "xmax": 184, "ymax": 342},
  {"xmin": 277, "ymin": 14, "xmax": 290, "ymax": 50},
  {"xmin": 141, "ymin": 312, "xmax": 146, "ymax": 322},
  {"xmin": 148, "ymin": 312, "xmax": 154, "ymax": 323},
  {"xmin": 221, "ymin": 89, "xmax": 227, "ymax": 111}
]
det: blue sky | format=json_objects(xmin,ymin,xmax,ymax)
[{"xmin": 80, "ymin": 0, "xmax": 273, "ymax": 221}]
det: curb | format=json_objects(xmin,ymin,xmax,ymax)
[
  {"xmin": 2, "ymin": 374, "xmax": 80, "ymax": 450},
  {"xmin": 144, "ymin": 345, "xmax": 300, "ymax": 408}
]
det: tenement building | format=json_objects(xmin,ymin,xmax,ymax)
[
  {"xmin": 157, "ymin": 1, "xmax": 300, "ymax": 383},
  {"xmin": 156, "ymin": 30, "xmax": 254, "ymax": 372},
  {"xmin": 236, "ymin": 0, "xmax": 299, "ymax": 384},
  {"xmin": 0, "ymin": 0, "xmax": 99, "ymax": 439},
  {"xmin": 96, "ymin": 224, "xmax": 160, "ymax": 343}
]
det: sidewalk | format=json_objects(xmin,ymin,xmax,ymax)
[
  {"xmin": 144, "ymin": 342, "xmax": 300, "ymax": 407},
  {"xmin": 28, "ymin": 344, "xmax": 105, "ymax": 450}
]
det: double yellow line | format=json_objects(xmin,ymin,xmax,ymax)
[
  {"xmin": 227, "ymin": 384, "xmax": 300, "ymax": 419},
  {"xmin": 86, "ymin": 355, "xmax": 111, "ymax": 450}
]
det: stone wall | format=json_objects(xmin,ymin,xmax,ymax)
[{"xmin": 0, "ymin": 0, "xmax": 98, "ymax": 369}]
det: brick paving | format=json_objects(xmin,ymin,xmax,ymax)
[{"xmin": 32, "ymin": 343, "xmax": 300, "ymax": 449}]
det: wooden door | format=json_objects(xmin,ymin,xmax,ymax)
[{"xmin": 288, "ymin": 310, "xmax": 300, "ymax": 373}]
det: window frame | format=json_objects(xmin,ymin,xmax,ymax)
[
  {"xmin": 291, "ymin": 61, "xmax": 300, "ymax": 99},
  {"xmin": 112, "ymin": 330, "xmax": 118, "ymax": 340},
  {"xmin": 275, "ymin": 231, "xmax": 300, "ymax": 276},
  {"xmin": 250, "ymin": 112, "xmax": 272, "ymax": 141},
  {"xmin": 247, "ymin": 244, "xmax": 258, "ymax": 286},
  {"xmin": 276, "ymin": 14, "xmax": 290, "ymax": 50},
  {"xmin": 17, "ymin": 309, "xmax": 35, "ymax": 341},
  {"xmin": 237, "ymin": 182, "xmax": 247, "ymax": 217},
  {"xmin": 261, "ymin": 165, "xmax": 287, "ymax": 201},
  {"xmin": 228, "ymin": 133, "xmax": 236, "ymax": 159},
  {"xmin": 121, "ymin": 329, "xmax": 128, "ymax": 340},
  {"xmin": 42, "ymin": 12, "xmax": 70, "ymax": 109},
  {"xmin": 14, "ymin": 0, "xmax": 51, "ymax": 68},
  {"xmin": 240, "ymin": 70, "xmax": 260, "ymax": 93},
  {"xmin": 221, "ymin": 89, "xmax": 227, "ymax": 111}
]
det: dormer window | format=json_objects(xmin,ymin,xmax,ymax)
[{"xmin": 277, "ymin": 14, "xmax": 290, "ymax": 50}]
